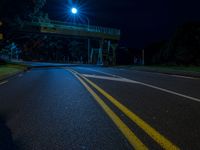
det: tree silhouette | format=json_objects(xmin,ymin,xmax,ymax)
[
  {"xmin": 164, "ymin": 22, "xmax": 200, "ymax": 65},
  {"xmin": 145, "ymin": 22, "xmax": 200, "ymax": 66}
]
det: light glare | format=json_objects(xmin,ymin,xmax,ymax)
[{"xmin": 71, "ymin": 8, "xmax": 78, "ymax": 14}]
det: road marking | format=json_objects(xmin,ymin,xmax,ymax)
[
  {"xmin": 108, "ymin": 68, "xmax": 199, "ymax": 80},
  {"xmin": 134, "ymin": 81, "xmax": 200, "ymax": 102},
  {"xmin": 170, "ymin": 75, "xmax": 198, "ymax": 80},
  {"xmin": 69, "ymin": 69, "xmax": 180, "ymax": 150},
  {"xmin": 69, "ymin": 70, "xmax": 148, "ymax": 150},
  {"xmin": 81, "ymin": 69, "xmax": 200, "ymax": 103},
  {"xmin": 82, "ymin": 74, "xmax": 139, "ymax": 83},
  {"xmin": 77, "ymin": 67, "xmax": 122, "ymax": 78},
  {"xmin": 0, "ymin": 80, "xmax": 8, "ymax": 85}
]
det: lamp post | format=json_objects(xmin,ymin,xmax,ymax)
[
  {"xmin": 71, "ymin": 7, "xmax": 90, "ymax": 64},
  {"xmin": 85, "ymin": 17, "xmax": 90, "ymax": 64}
]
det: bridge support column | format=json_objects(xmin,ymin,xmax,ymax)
[
  {"xmin": 105, "ymin": 40, "xmax": 111, "ymax": 65},
  {"xmin": 89, "ymin": 48, "xmax": 94, "ymax": 64},
  {"xmin": 97, "ymin": 39, "xmax": 104, "ymax": 65},
  {"xmin": 111, "ymin": 43, "xmax": 118, "ymax": 65},
  {"xmin": 87, "ymin": 39, "xmax": 90, "ymax": 64}
]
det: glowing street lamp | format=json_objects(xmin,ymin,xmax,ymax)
[
  {"xmin": 70, "ymin": 7, "xmax": 91, "ymax": 63},
  {"xmin": 70, "ymin": 7, "xmax": 89, "ymax": 30},
  {"xmin": 71, "ymin": 7, "xmax": 78, "ymax": 14}
]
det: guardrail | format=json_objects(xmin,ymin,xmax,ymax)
[{"xmin": 25, "ymin": 20, "xmax": 121, "ymax": 36}]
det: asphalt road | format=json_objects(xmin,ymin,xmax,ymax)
[{"xmin": 0, "ymin": 65, "xmax": 200, "ymax": 150}]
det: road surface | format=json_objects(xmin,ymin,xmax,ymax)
[{"xmin": 0, "ymin": 65, "xmax": 200, "ymax": 150}]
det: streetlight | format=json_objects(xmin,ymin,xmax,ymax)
[
  {"xmin": 70, "ymin": 7, "xmax": 89, "ymax": 29},
  {"xmin": 71, "ymin": 7, "xmax": 78, "ymax": 14},
  {"xmin": 70, "ymin": 7, "xmax": 90, "ymax": 64}
]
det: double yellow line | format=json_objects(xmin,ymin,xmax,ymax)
[{"xmin": 67, "ymin": 69, "xmax": 180, "ymax": 150}]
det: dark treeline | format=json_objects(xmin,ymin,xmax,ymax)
[
  {"xmin": 19, "ymin": 36, "xmax": 88, "ymax": 63},
  {"xmin": 0, "ymin": 0, "xmax": 46, "ymax": 21},
  {"xmin": 145, "ymin": 22, "xmax": 200, "ymax": 66}
]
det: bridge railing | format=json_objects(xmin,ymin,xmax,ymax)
[{"xmin": 25, "ymin": 20, "xmax": 120, "ymax": 36}]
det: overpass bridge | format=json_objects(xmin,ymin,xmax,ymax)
[{"xmin": 13, "ymin": 20, "xmax": 121, "ymax": 65}]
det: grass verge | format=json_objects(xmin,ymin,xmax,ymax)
[{"xmin": 0, "ymin": 63, "xmax": 27, "ymax": 80}]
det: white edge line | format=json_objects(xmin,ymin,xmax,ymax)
[
  {"xmin": 82, "ymin": 70, "xmax": 200, "ymax": 103},
  {"xmin": 82, "ymin": 74, "xmax": 139, "ymax": 83},
  {"xmin": 109, "ymin": 68, "xmax": 199, "ymax": 80},
  {"xmin": 79, "ymin": 67, "xmax": 122, "ymax": 78},
  {"xmin": 137, "ymin": 81, "xmax": 200, "ymax": 102},
  {"xmin": 170, "ymin": 75, "xmax": 197, "ymax": 80},
  {"xmin": 0, "ymin": 80, "xmax": 8, "ymax": 85}
]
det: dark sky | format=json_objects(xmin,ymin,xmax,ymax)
[{"xmin": 45, "ymin": 0, "xmax": 200, "ymax": 48}]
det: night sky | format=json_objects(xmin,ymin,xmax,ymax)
[{"xmin": 45, "ymin": 0, "xmax": 200, "ymax": 48}]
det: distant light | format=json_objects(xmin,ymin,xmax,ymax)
[{"xmin": 71, "ymin": 8, "xmax": 78, "ymax": 14}]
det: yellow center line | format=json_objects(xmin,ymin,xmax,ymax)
[
  {"xmin": 68, "ymin": 69, "xmax": 148, "ymax": 150},
  {"xmin": 68, "ymin": 68, "xmax": 180, "ymax": 150}
]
